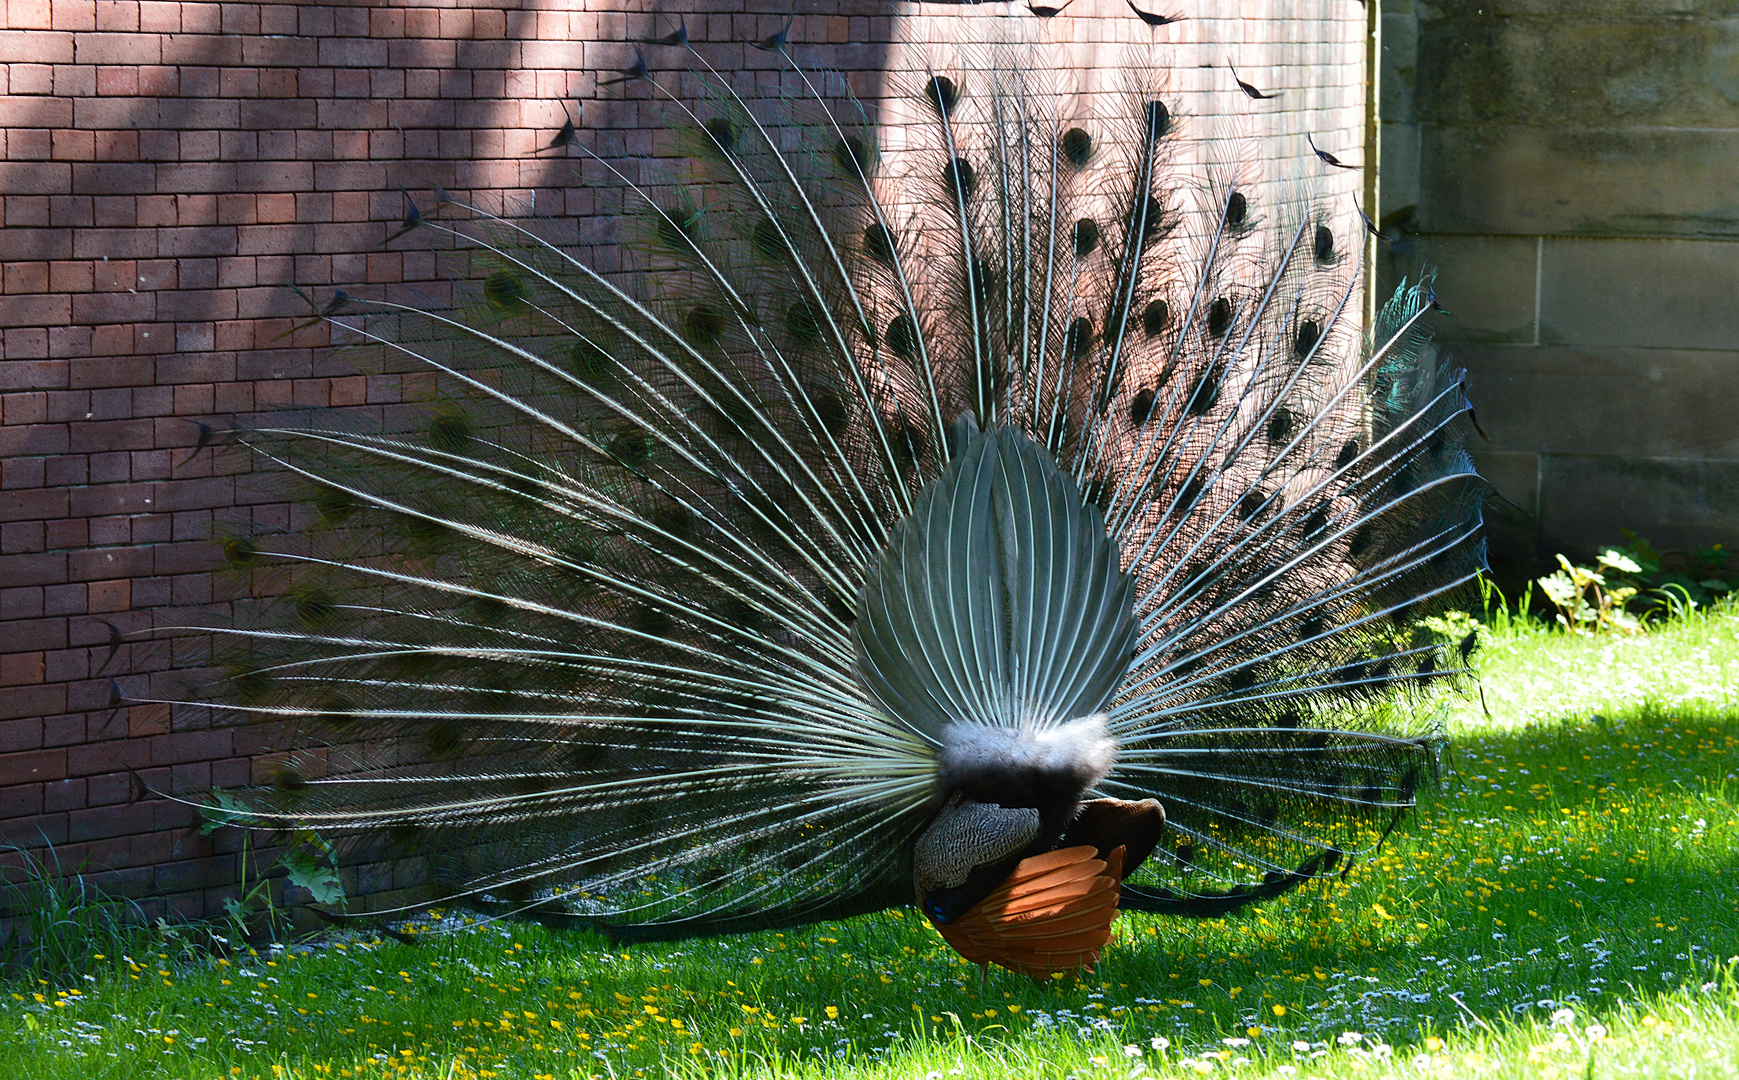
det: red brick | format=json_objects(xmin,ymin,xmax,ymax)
[
  {"xmin": 44, "ymin": 519, "xmax": 86, "ymax": 549},
  {"xmin": 53, "ymin": 62, "xmax": 96, "ymax": 96},
  {"xmin": 46, "ymin": 323, "xmax": 93, "ymax": 358},
  {"xmin": 127, "ymin": 701, "xmax": 168, "ymax": 737},
  {"xmin": 133, "ymin": 61, "xmax": 174, "ymax": 94},
  {"xmin": 68, "ymin": 736, "xmax": 146, "ymax": 776},
  {"xmin": 3, "ymin": 261, "xmax": 50, "ymax": 293},
  {"xmin": 0, "ymin": 488, "xmax": 69, "ymax": 523},
  {"xmin": 86, "ymin": 770, "xmax": 134, "ymax": 806},
  {"xmin": 3, "ymin": 811, "xmax": 69, "ymax": 845},
  {"xmin": 137, "ymin": 1, "xmax": 178, "ymax": 32},
  {"xmin": 49, "ymin": 194, "xmax": 94, "ymax": 228},
  {"xmin": 73, "ymin": 32, "xmax": 160, "ymax": 65},
  {"xmin": 92, "ymin": 1, "xmax": 141, "ymax": 33},
  {"xmin": 0, "ymin": 10, "xmax": 55, "ymax": 35},
  {"xmin": 93, "ymin": 129, "xmax": 140, "ymax": 161},
  {"xmin": 51, "ymin": 0, "xmax": 96, "ymax": 31},
  {"xmin": 68, "ymin": 226, "xmax": 153, "ymax": 260},
  {"xmin": 87, "ymin": 578, "xmax": 129, "ymax": 611},
  {"xmin": 51, "ymin": 127, "xmax": 95, "ymax": 161},
  {"xmin": 0, "ymin": 747, "xmax": 66, "ymax": 785},
  {"xmin": 0, "ymin": 552, "xmax": 67, "ymax": 588},
  {"xmin": 134, "ymin": 194, "xmax": 174, "ymax": 226},
  {"xmin": 0, "ymin": 781, "xmax": 43, "ymax": 818},
  {"xmin": 81, "ymin": 835, "xmax": 133, "ymax": 871},
  {"xmin": 8, "ymin": 63, "xmax": 54, "ymax": 95},
  {"xmin": 88, "ymin": 323, "xmax": 133, "ymax": 356},
  {"xmin": 70, "ymin": 161, "xmax": 155, "ymax": 196},
  {"xmin": 92, "ymin": 258, "xmax": 135, "ymax": 292},
  {"xmin": 94, "ymin": 63, "xmax": 136, "ymax": 94},
  {"xmin": 153, "ymin": 854, "xmax": 234, "ymax": 894},
  {"xmin": 150, "ymin": 728, "xmax": 233, "ymax": 766},
  {"xmin": 0, "ymin": 292, "xmax": 72, "ymax": 327},
  {"xmin": 67, "ymin": 801, "xmax": 148, "ymax": 841},
  {"xmin": 0, "ymin": 222, "xmax": 74, "ymax": 260},
  {"xmin": 43, "ymin": 776, "xmax": 85, "ymax": 812},
  {"xmin": 0, "ymin": 717, "xmax": 44, "ymax": 753},
  {"xmin": 48, "ymin": 260, "xmax": 94, "ymax": 293},
  {"xmin": 5, "ymin": 129, "xmax": 53, "ymax": 162},
  {"xmin": 258, "ymin": 66, "xmax": 295, "ymax": 96},
  {"xmin": 0, "ymin": 651, "xmax": 45, "ymax": 685}
]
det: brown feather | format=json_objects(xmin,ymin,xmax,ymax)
[{"xmin": 934, "ymin": 844, "xmax": 1127, "ymax": 979}]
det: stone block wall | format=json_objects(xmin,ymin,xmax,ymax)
[
  {"xmin": 1379, "ymin": 0, "xmax": 1739, "ymax": 580},
  {"xmin": 0, "ymin": 0, "xmax": 1367, "ymax": 919}
]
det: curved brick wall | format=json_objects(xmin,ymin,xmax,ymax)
[{"xmin": 0, "ymin": 0, "xmax": 1366, "ymax": 919}]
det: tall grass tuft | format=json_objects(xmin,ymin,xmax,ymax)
[{"xmin": 0, "ymin": 841, "xmax": 149, "ymax": 984}]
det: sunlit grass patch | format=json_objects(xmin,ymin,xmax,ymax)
[
  {"xmin": 1467, "ymin": 599, "xmax": 1739, "ymax": 730},
  {"xmin": 3, "ymin": 609, "xmax": 1737, "ymax": 1079}
]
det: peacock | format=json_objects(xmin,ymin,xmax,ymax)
[{"xmin": 138, "ymin": 22, "xmax": 1487, "ymax": 979}]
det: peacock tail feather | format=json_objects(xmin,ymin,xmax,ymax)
[{"xmin": 136, "ymin": 29, "xmax": 1485, "ymax": 938}]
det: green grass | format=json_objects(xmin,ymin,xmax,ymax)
[
  {"xmin": 4, "ymin": 608, "xmax": 1738, "ymax": 1079},
  {"xmin": 1466, "ymin": 599, "xmax": 1739, "ymax": 730},
  {"xmin": 0, "ymin": 842, "xmax": 155, "ymax": 983}
]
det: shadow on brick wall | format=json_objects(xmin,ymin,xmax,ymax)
[{"xmin": 0, "ymin": 0, "xmax": 903, "ymax": 923}]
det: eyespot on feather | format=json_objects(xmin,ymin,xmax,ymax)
[
  {"xmin": 1060, "ymin": 127, "xmax": 1093, "ymax": 166},
  {"xmin": 925, "ymin": 75, "xmax": 959, "ymax": 114}
]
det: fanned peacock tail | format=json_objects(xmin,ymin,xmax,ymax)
[{"xmin": 138, "ymin": 30, "xmax": 1486, "ymax": 937}]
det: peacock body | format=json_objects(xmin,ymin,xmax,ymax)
[{"xmin": 160, "ymin": 22, "xmax": 1485, "ymax": 976}]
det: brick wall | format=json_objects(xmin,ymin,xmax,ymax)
[{"xmin": 0, "ymin": 0, "xmax": 1366, "ymax": 921}]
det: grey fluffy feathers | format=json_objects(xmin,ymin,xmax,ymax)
[{"xmin": 935, "ymin": 716, "xmax": 1118, "ymax": 805}]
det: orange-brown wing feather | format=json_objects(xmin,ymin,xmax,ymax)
[
  {"xmin": 933, "ymin": 845, "xmax": 1128, "ymax": 979},
  {"xmin": 1003, "ymin": 845, "xmax": 1099, "ymax": 879}
]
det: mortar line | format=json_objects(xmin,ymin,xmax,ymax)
[{"xmin": 1533, "ymin": 236, "xmax": 1543, "ymax": 346}]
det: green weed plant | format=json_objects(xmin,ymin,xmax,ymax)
[{"xmin": 1536, "ymin": 536, "xmax": 1736, "ymax": 635}]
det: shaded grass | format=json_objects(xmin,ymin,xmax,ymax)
[
  {"xmin": 0, "ymin": 842, "xmax": 156, "ymax": 983},
  {"xmin": 3, "ymin": 610, "xmax": 1737, "ymax": 1079}
]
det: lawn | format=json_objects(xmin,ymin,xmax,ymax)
[{"xmin": 4, "ymin": 606, "xmax": 1737, "ymax": 1079}]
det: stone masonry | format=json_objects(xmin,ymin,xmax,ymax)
[{"xmin": 1380, "ymin": 0, "xmax": 1739, "ymax": 582}]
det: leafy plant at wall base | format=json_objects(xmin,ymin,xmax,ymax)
[
  {"xmin": 199, "ymin": 794, "xmax": 347, "ymax": 945},
  {"xmin": 1415, "ymin": 607, "xmax": 1485, "ymax": 649},
  {"xmin": 279, "ymin": 832, "xmax": 345, "ymax": 907},
  {"xmin": 1620, "ymin": 531, "xmax": 1735, "ymax": 615},
  {"xmin": 1538, "ymin": 551, "xmax": 1642, "ymax": 634},
  {"xmin": 216, "ymin": 829, "xmax": 282, "ymax": 947}
]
